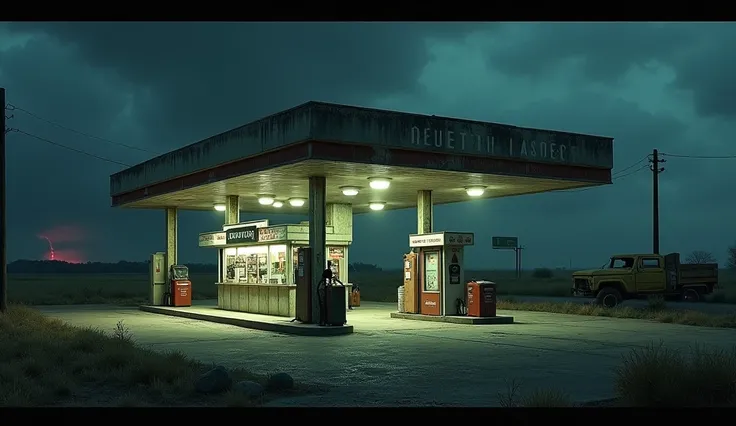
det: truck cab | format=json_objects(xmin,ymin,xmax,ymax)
[{"xmin": 572, "ymin": 253, "xmax": 718, "ymax": 307}]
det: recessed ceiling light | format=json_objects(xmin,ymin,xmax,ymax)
[
  {"xmin": 213, "ymin": 203, "xmax": 226, "ymax": 212},
  {"xmin": 369, "ymin": 202, "xmax": 385, "ymax": 211},
  {"xmin": 340, "ymin": 186, "xmax": 360, "ymax": 196},
  {"xmin": 466, "ymin": 187, "xmax": 486, "ymax": 197},
  {"xmin": 289, "ymin": 198, "xmax": 306, "ymax": 207},
  {"xmin": 258, "ymin": 195, "xmax": 275, "ymax": 205},
  {"xmin": 368, "ymin": 177, "xmax": 391, "ymax": 190},
  {"xmin": 273, "ymin": 201, "xmax": 283, "ymax": 208}
]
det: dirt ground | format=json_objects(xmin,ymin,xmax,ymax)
[{"xmin": 37, "ymin": 301, "xmax": 736, "ymax": 407}]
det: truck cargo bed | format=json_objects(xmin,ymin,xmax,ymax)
[{"xmin": 679, "ymin": 263, "xmax": 718, "ymax": 286}]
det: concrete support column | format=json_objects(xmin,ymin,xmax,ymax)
[
  {"xmin": 326, "ymin": 203, "xmax": 353, "ymax": 236},
  {"xmin": 417, "ymin": 190, "xmax": 433, "ymax": 234},
  {"xmin": 225, "ymin": 195, "xmax": 240, "ymax": 225},
  {"xmin": 165, "ymin": 207, "xmax": 178, "ymax": 281},
  {"xmin": 309, "ymin": 176, "xmax": 326, "ymax": 324},
  {"xmin": 326, "ymin": 203, "xmax": 353, "ymax": 283}
]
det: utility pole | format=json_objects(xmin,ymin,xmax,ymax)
[
  {"xmin": 1, "ymin": 88, "xmax": 7, "ymax": 313},
  {"xmin": 649, "ymin": 149, "xmax": 666, "ymax": 255}
]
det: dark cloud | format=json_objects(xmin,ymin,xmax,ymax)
[{"xmin": 1, "ymin": 22, "xmax": 734, "ymax": 267}]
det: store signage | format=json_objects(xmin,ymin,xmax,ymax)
[
  {"xmin": 198, "ymin": 232, "xmax": 226, "ymax": 247},
  {"xmin": 226, "ymin": 225, "xmax": 258, "ymax": 245},
  {"xmin": 445, "ymin": 233, "xmax": 474, "ymax": 246},
  {"xmin": 409, "ymin": 232, "xmax": 474, "ymax": 247},
  {"xmin": 222, "ymin": 220, "xmax": 269, "ymax": 232},
  {"xmin": 258, "ymin": 226, "xmax": 287, "ymax": 242},
  {"xmin": 409, "ymin": 233, "xmax": 444, "ymax": 248},
  {"xmin": 410, "ymin": 126, "xmax": 571, "ymax": 163}
]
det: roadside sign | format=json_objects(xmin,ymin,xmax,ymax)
[{"xmin": 492, "ymin": 236, "xmax": 518, "ymax": 249}]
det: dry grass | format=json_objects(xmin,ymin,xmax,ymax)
[
  {"xmin": 615, "ymin": 343, "xmax": 736, "ymax": 407},
  {"xmin": 0, "ymin": 305, "xmax": 319, "ymax": 406},
  {"xmin": 497, "ymin": 298, "xmax": 736, "ymax": 329},
  {"xmin": 497, "ymin": 378, "xmax": 573, "ymax": 407}
]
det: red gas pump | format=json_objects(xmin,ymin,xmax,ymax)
[{"xmin": 170, "ymin": 265, "xmax": 192, "ymax": 307}]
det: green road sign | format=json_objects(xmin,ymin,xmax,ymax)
[{"xmin": 492, "ymin": 236, "xmax": 518, "ymax": 249}]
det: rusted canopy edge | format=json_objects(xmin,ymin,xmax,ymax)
[{"xmin": 111, "ymin": 141, "xmax": 611, "ymax": 208}]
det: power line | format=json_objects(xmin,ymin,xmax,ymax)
[
  {"xmin": 5, "ymin": 103, "xmax": 159, "ymax": 155},
  {"xmin": 612, "ymin": 154, "xmax": 649, "ymax": 177},
  {"xmin": 661, "ymin": 152, "xmax": 736, "ymax": 159},
  {"xmin": 11, "ymin": 129, "xmax": 132, "ymax": 167},
  {"xmin": 559, "ymin": 159, "xmax": 649, "ymax": 193}
]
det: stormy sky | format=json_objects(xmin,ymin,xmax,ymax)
[{"xmin": 1, "ymin": 22, "xmax": 734, "ymax": 269}]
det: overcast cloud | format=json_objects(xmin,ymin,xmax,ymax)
[{"xmin": 0, "ymin": 22, "xmax": 734, "ymax": 269}]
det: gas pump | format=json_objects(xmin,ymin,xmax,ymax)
[
  {"xmin": 168, "ymin": 265, "xmax": 192, "ymax": 307},
  {"xmin": 408, "ymin": 232, "xmax": 474, "ymax": 316},
  {"xmin": 316, "ymin": 261, "xmax": 347, "ymax": 326},
  {"xmin": 402, "ymin": 251, "xmax": 419, "ymax": 313},
  {"xmin": 295, "ymin": 247, "xmax": 347, "ymax": 326},
  {"xmin": 295, "ymin": 247, "xmax": 313, "ymax": 323},
  {"xmin": 149, "ymin": 252, "xmax": 166, "ymax": 306}
]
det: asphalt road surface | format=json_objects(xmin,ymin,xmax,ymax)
[
  {"xmin": 503, "ymin": 295, "xmax": 736, "ymax": 315},
  {"xmin": 38, "ymin": 301, "xmax": 736, "ymax": 407}
]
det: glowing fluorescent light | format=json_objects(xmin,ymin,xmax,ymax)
[
  {"xmin": 341, "ymin": 186, "xmax": 360, "ymax": 196},
  {"xmin": 258, "ymin": 195, "xmax": 275, "ymax": 205},
  {"xmin": 369, "ymin": 202, "xmax": 385, "ymax": 211},
  {"xmin": 289, "ymin": 198, "xmax": 306, "ymax": 207},
  {"xmin": 368, "ymin": 178, "xmax": 391, "ymax": 190},
  {"xmin": 466, "ymin": 187, "xmax": 486, "ymax": 197},
  {"xmin": 213, "ymin": 203, "xmax": 226, "ymax": 212},
  {"xmin": 273, "ymin": 201, "xmax": 283, "ymax": 208}
]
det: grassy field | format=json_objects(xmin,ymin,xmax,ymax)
[
  {"xmin": 351, "ymin": 268, "xmax": 736, "ymax": 304},
  {"xmin": 0, "ymin": 305, "xmax": 319, "ymax": 406},
  {"xmin": 7, "ymin": 268, "xmax": 736, "ymax": 307}
]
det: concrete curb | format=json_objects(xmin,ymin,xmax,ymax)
[
  {"xmin": 139, "ymin": 305, "xmax": 354, "ymax": 336},
  {"xmin": 390, "ymin": 312, "xmax": 514, "ymax": 325}
]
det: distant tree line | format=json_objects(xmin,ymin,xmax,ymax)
[
  {"xmin": 7, "ymin": 260, "xmax": 217, "ymax": 274},
  {"xmin": 8, "ymin": 260, "xmax": 386, "ymax": 274}
]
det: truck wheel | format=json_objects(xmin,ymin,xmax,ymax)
[
  {"xmin": 682, "ymin": 288, "xmax": 701, "ymax": 303},
  {"xmin": 596, "ymin": 287, "xmax": 622, "ymax": 308}
]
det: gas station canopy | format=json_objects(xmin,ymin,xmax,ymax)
[{"xmin": 109, "ymin": 102, "xmax": 614, "ymax": 213}]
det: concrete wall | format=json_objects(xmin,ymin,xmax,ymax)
[{"xmin": 110, "ymin": 102, "xmax": 614, "ymax": 196}]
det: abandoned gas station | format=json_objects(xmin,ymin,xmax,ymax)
[{"xmin": 109, "ymin": 101, "xmax": 614, "ymax": 335}]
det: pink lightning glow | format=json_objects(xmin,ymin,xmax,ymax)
[
  {"xmin": 37, "ymin": 226, "xmax": 87, "ymax": 263},
  {"xmin": 39, "ymin": 235, "xmax": 55, "ymax": 260}
]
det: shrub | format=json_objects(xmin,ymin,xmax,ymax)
[
  {"xmin": 532, "ymin": 268, "xmax": 554, "ymax": 279},
  {"xmin": 615, "ymin": 343, "xmax": 736, "ymax": 407}
]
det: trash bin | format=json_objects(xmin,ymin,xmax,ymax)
[{"xmin": 467, "ymin": 280, "xmax": 497, "ymax": 317}]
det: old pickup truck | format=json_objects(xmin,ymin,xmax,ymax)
[{"xmin": 571, "ymin": 253, "xmax": 718, "ymax": 307}]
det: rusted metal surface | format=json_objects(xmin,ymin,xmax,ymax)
[
  {"xmin": 111, "ymin": 141, "xmax": 611, "ymax": 214},
  {"xmin": 110, "ymin": 101, "xmax": 614, "ymax": 197}
]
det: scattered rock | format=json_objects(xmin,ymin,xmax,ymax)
[
  {"xmin": 267, "ymin": 372, "xmax": 294, "ymax": 391},
  {"xmin": 233, "ymin": 380, "xmax": 264, "ymax": 399},
  {"xmin": 195, "ymin": 365, "xmax": 232, "ymax": 394}
]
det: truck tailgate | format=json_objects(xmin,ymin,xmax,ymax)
[{"xmin": 679, "ymin": 263, "xmax": 718, "ymax": 285}]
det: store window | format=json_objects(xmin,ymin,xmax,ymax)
[
  {"xmin": 269, "ymin": 245, "xmax": 287, "ymax": 284},
  {"xmin": 224, "ymin": 247, "xmax": 238, "ymax": 283},
  {"xmin": 230, "ymin": 246, "xmax": 268, "ymax": 284}
]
